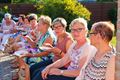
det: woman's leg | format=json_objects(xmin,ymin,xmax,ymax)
[
  {"xmin": 31, "ymin": 67, "xmax": 45, "ymax": 80},
  {"xmin": 32, "ymin": 67, "xmax": 75, "ymax": 80},
  {"xmin": 47, "ymin": 75, "xmax": 76, "ymax": 80},
  {"xmin": 30, "ymin": 59, "xmax": 53, "ymax": 79},
  {"xmin": 32, "ymin": 70, "xmax": 76, "ymax": 80}
]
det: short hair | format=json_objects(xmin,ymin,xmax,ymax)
[
  {"xmin": 19, "ymin": 14, "xmax": 25, "ymax": 21},
  {"xmin": 38, "ymin": 15, "xmax": 52, "ymax": 26},
  {"xmin": 28, "ymin": 13, "xmax": 37, "ymax": 22},
  {"xmin": 92, "ymin": 21, "xmax": 115, "ymax": 42},
  {"xmin": 4, "ymin": 13, "xmax": 11, "ymax": 19},
  {"xmin": 52, "ymin": 17, "xmax": 67, "ymax": 28},
  {"xmin": 69, "ymin": 17, "xmax": 88, "ymax": 30}
]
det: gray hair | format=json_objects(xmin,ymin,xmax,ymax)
[
  {"xmin": 4, "ymin": 13, "xmax": 11, "ymax": 19},
  {"xmin": 38, "ymin": 15, "xmax": 52, "ymax": 26},
  {"xmin": 52, "ymin": 17, "xmax": 67, "ymax": 28},
  {"xmin": 70, "ymin": 17, "xmax": 88, "ymax": 30}
]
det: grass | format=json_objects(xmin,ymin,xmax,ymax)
[{"xmin": 110, "ymin": 36, "xmax": 116, "ymax": 47}]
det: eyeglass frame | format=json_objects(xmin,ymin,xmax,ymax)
[
  {"xmin": 88, "ymin": 32, "xmax": 98, "ymax": 37},
  {"xmin": 70, "ymin": 28, "xmax": 85, "ymax": 33}
]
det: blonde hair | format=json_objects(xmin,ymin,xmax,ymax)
[
  {"xmin": 69, "ymin": 17, "xmax": 88, "ymax": 30},
  {"xmin": 38, "ymin": 15, "xmax": 52, "ymax": 26}
]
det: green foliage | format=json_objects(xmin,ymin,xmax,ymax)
[
  {"xmin": 0, "ymin": 5, "xmax": 10, "ymax": 22},
  {"xmin": 35, "ymin": 0, "xmax": 91, "ymax": 31},
  {"xmin": 11, "ymin": 0, "xmax": 37, "ymax": 3},
  {"xmin": 108, "ymin": 8, "xmax": 117, "ymax": 26},
  {"xmin": 110, "ymin": 36, "xmax": 116, "ymax": 47}
]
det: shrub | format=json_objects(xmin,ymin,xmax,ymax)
[
  {"xmin": 35, "ymin": 0, "xmax": 91, "ymax": 31},
  {"xmin": 0, "ymin": 5, "xmax": 10, "ymax": 23},
  {"xmin": 108, "ymin": 8, "xmax": 117, "ymax": 26}
]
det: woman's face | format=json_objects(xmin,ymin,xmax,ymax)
[
  {"xmin": 5, "ymin": 18, "xmax": 11, "ymax": 23},
  {"xmin": 24, "ymin": 18, "xmax": 29, "ymax": 24},
  {"xmin": 89, "ymin": 27, "xmax": 98, "ymax": 46},
  {"xmin": 71, "ymin": 22, "xmax": 86, "ymax": 41},
  {"xmin": 52, "ymin": 22, "xmax": 65, "ymax": 36},
  {"xmin": 18, "ymin": 17, "xmax": 23, "ymax": 22},
  {"xmin": 30, "ymin": 19, "xmax": 37, "ymax": 27},
  {"xmin": 37, "ymin": 20, "xmax": 48, "ymax": 31}
]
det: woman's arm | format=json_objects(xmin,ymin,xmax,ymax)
[
  {"xmin": 49, "ymin": 55, "xmax": 87, "ymax": 77},
  {"xmin": 106, "ymin": 55, "xmax": 115, "ymax": 80},
  {"xmin": 20, "ymin": 51, "xmax": 50, "ymax": 58},
  {"xmin": 49, "ymin": 68, "xmax": 80, "ymax": 77},
  {"xmin": 42, "ymin": 53, "xmax": 71, "ymax": 79},
  {"xmin": 60, "ymin": 39, "xmax": 73, "ymax": 57},
  {"xmin": 43, "ymin": 37, "xmax": 53, "ymax": 46},
  {"xmin": 49, "ymin": 53, "xmax": 71, "ymax": 68}
]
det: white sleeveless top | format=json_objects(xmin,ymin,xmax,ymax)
[{"xmin": 67, "ymin": 42, "xmax": 97, "ymax": 70}]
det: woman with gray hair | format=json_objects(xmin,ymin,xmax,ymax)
[
  {"xmin": 32, "ymin": 17, "xmax": 97, "ymax": 80},
  {"xmin": 0, "ymin": 13, "xmax": 16, "ymax": 51}
]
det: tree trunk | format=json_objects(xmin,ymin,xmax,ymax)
[{"xmin": 116, "ymin": 0, "xmax": 120, "ymax": 80}]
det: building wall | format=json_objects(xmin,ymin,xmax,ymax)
[
  {"xmin": 0, "ymin": 4, "xmax": 36, "ymax": 16},
  {"xmin": 81, "ymin": 2, "xmax": 117, "ymax": 22}
]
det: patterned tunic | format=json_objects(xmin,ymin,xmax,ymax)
[
  {"xmin": 83, "ymin": 48, "xmax": 115, "ymax": 80},
  {"xmin": 67, "ymin": 42, "xmax": 97, "ymax": 70}
]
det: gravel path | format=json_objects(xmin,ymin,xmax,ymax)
[{"xmin": 0, "ymin": 52, "xmax": 18, "ymax": 80}]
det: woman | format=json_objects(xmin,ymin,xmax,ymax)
[
  {"xmin": 32, "ymin": 17, "xmax": 97, "ymax": 80},
  {"xmin": 11, "ymin": 15, "xmax": 55, "ymax": 80},
  {"xmin": 0, "ymin": 13, "xmax": 16, "ymax": 51},
  {"xmin": 21, "ymin": 17, "xmax": 73, "ymax": 79},
  {"xmin": 16, "ymin": 14, "xmax": 25, "ymax": 27},
  {"xmin": 76, "ymin": 21, "xmax": 115, "ymax": 80}
]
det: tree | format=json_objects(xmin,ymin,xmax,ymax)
[
  {"xmin": 116, "ymin": 0, "xmax": 120, "ymax": 80},
  {"xmin": 11, "ymin": 0, "xmax": 37, "ymax": 3},
  {"xmin": 35, "ymin": 0, "xmax": 91, "ymax": 31},
  {"xmin": 0, "ymin": 5, "xmax": 10, "ymax": 22}
]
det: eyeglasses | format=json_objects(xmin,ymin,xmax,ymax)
[
  {"xmin": 70, "ymin": 28, "xmax": 84, "ymax": 33},
  {"xmin": 88, "ymin": 32, "xmax": 97, "ymax": 37}
]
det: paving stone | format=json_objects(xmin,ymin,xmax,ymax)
[{"xmin": 0, "ymin": 52, "xmax": 17, "ymax": 80}]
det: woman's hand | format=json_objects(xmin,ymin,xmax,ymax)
[
  {"xmin": 43, "ymin": 43, "xmax": 54, "ymax": 48},
  {"xmin": 47, "ymin": 47, "xmax": 62, "ymax": 56},
  {"xmin": 41, "ymin": 65, "xmax": 51, "ymax": 79}
]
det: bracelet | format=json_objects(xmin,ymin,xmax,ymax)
[{"xmin": 59, "ymin": 50, "xmax": 62, "ymax": 55}]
